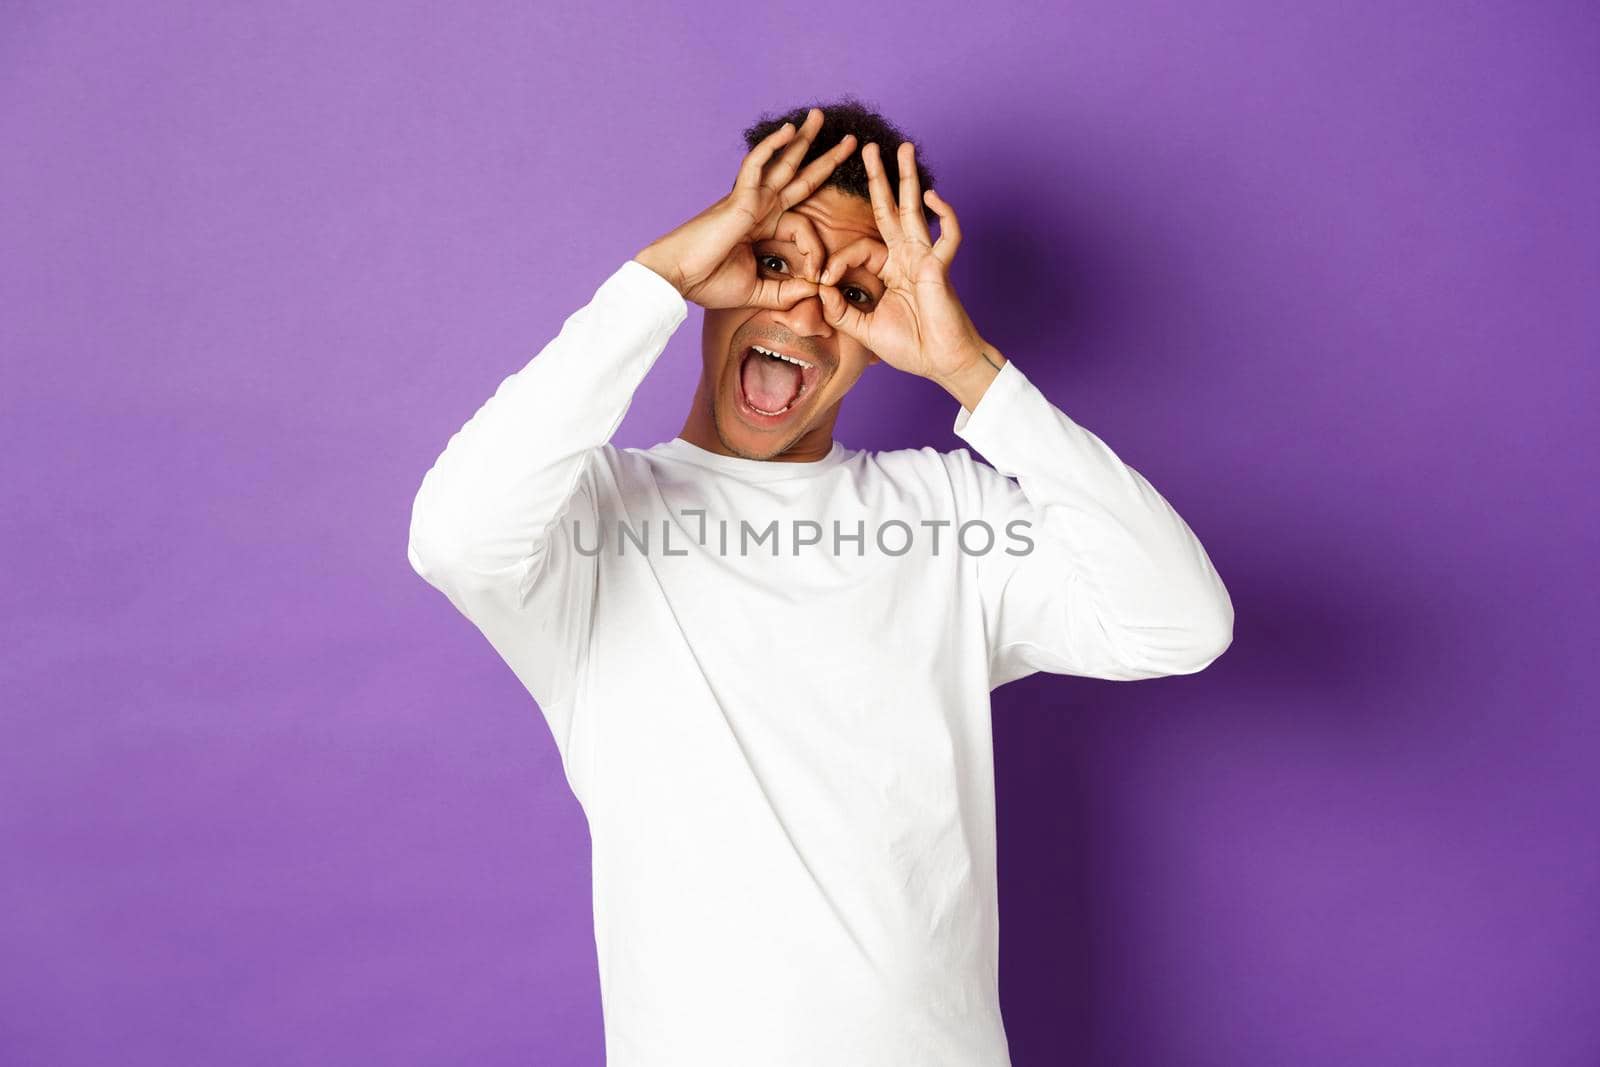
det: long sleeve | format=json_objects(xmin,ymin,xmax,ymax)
[
  {"xmin": 948, "ymin": 360, "xmax": 1234, "ymax": 687},
  {"xmin": 407, "ymin": 259, "xmax": 688, "ymax": 722}
]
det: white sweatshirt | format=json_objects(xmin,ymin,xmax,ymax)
[{"xmin": 407, "ymin": 259, "xmax": 1233, "ymax": 1067}]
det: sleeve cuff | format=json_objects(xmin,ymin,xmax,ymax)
[
  {"xmin": 605, "ymin": 258, "xmax": 690, "ymax": 332},
  {"xmin": 952, "ymin": 358, "xmax": 1028, "ymax": 438}
]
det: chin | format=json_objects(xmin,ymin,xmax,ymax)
[{"xmin": 714, "ymin": 402, "xmax": 806, "ymax": 460}]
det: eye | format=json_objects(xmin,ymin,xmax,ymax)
[{"xmin": 758, "ymin": 251, "xmax": 875, "ymax": 308}]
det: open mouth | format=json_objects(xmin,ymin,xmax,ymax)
[{"xmin": 735, "ymin": 343, "xmax": 822, "ymax": 423}]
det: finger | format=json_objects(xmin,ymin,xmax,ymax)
[
  {"xmin": 748, "ymin": 274, "xmax": 820, "ymax": 311},
  {"xmin": 817, "ymin": 282, "xmax": 871, "ymax": 343},
  {"xmin": 771, "ymin": 210, "xmax": 829, "ymax": 283},
  {"xmin": 761, "ymin": 108, "xmax": 825, "ymax": 199},
  {"xmin": 897, "ymin": 142, "xmax": 932, "ymax": 245},
  {"xmin": 861, "ymin": 142, "xmax": 904, "ymax": 245},
  {"xmin": 923, "ymin": 188, "xmax": 962, "ymax": 267},
  {"xmin": 734, "ymin": 121, "xmax": 799, "ymax": 196},
  {"xmin": 778, "ymin": 133, "xmax": 858, "ymax": 211},
  {"xmin": 819, "ymin": 236, "xmax": 890, "ymax": 287}
]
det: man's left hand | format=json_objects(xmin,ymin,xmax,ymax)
[{"xmin": 815, "ymin": 141, "xmax": 999, "ymax": 390}]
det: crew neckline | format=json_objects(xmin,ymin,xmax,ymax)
[{"xmin": 646, "ymin": 436, "xmax": 852, "ymax": 481}]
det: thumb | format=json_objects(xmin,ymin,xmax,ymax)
[{"xmin": 817, "ymin": 284, "xmax": 869, "ymax": 343}]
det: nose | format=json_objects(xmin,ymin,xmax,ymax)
[{"xmin": 767, "ymin": 290, "xmax": 833, "ymax": 344}]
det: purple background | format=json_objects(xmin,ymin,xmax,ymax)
[{"xmin": 3, "ymin": 2, "xmax": 1596, "ymax": 1064}]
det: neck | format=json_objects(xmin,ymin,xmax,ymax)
[{"xmin": 678, "ymin": 375, "xmax": 838, "ymax": 463}]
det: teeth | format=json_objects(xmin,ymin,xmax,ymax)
[
  {"xmin": 751, "ymin": 344, "xmax": 812, "ymax": 368},
  {"xmin": 743, "ymin": 343, "xmax": 812, "ymax": 416}
]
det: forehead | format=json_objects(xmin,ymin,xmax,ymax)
[{"xmin": 788, "ymin": 186, "xmax": 883, "ymax": 250}]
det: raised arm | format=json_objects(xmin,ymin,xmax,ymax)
[
  {"xmin": 408, "ymin": 107, "xmax": 862, "ymax": 731},
  {"xmin": 948, "ymin": 358, "xmax": 1234, "ymax": 686},
  {"xmin": 813, "ymin": 139, "xmax": 1232, "ymax": 686},
  {"xmin": 406, "ymin": 260, "xmax": 688, "ymax": 714}
]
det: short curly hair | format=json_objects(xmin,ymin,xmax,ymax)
[{"xmin": 742, "ymin": 95, "xmax": 938, "ymax": 227}]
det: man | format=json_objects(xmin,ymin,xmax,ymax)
[{"xmin": 407, "ymin": 100, "xmax": 1233, "ymax": 1067}]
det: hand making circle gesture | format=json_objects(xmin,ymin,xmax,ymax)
[
  {"xmin": 815, "ymin": 141, "xmax": 989, "ymax": 383},
  {"xmin": 634, "ymin": 108, "xmax": 858, "ymax": 311}
]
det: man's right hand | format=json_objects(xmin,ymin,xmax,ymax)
[{"xmin": 632, "ymin": 107, "xmax": 858, "ymax": 310}]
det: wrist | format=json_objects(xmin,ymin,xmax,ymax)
[
  {"xmin": 933, "ymin": 342, "xmax": 1007, "ymax": 411},
  {"xmin": 632, "ymin": 246, "xmax": 687, "ymax": 296}
]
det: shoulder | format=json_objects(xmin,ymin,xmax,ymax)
[
  {"xmin": 851, "ymin": 443, "xmax": 995, "ymax": 500},
  {"xmin": 862, "ymin": 442, "xmax": 993, "ymax": 477}
]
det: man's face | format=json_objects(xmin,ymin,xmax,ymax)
[{"xmin": 699, "ymin": 186, "xmax": 887, "ymax": 460}]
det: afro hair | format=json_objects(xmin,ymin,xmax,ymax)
[{"xmin": 742, "ymin": 95, "xmax": 938, "ymax": 228}]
